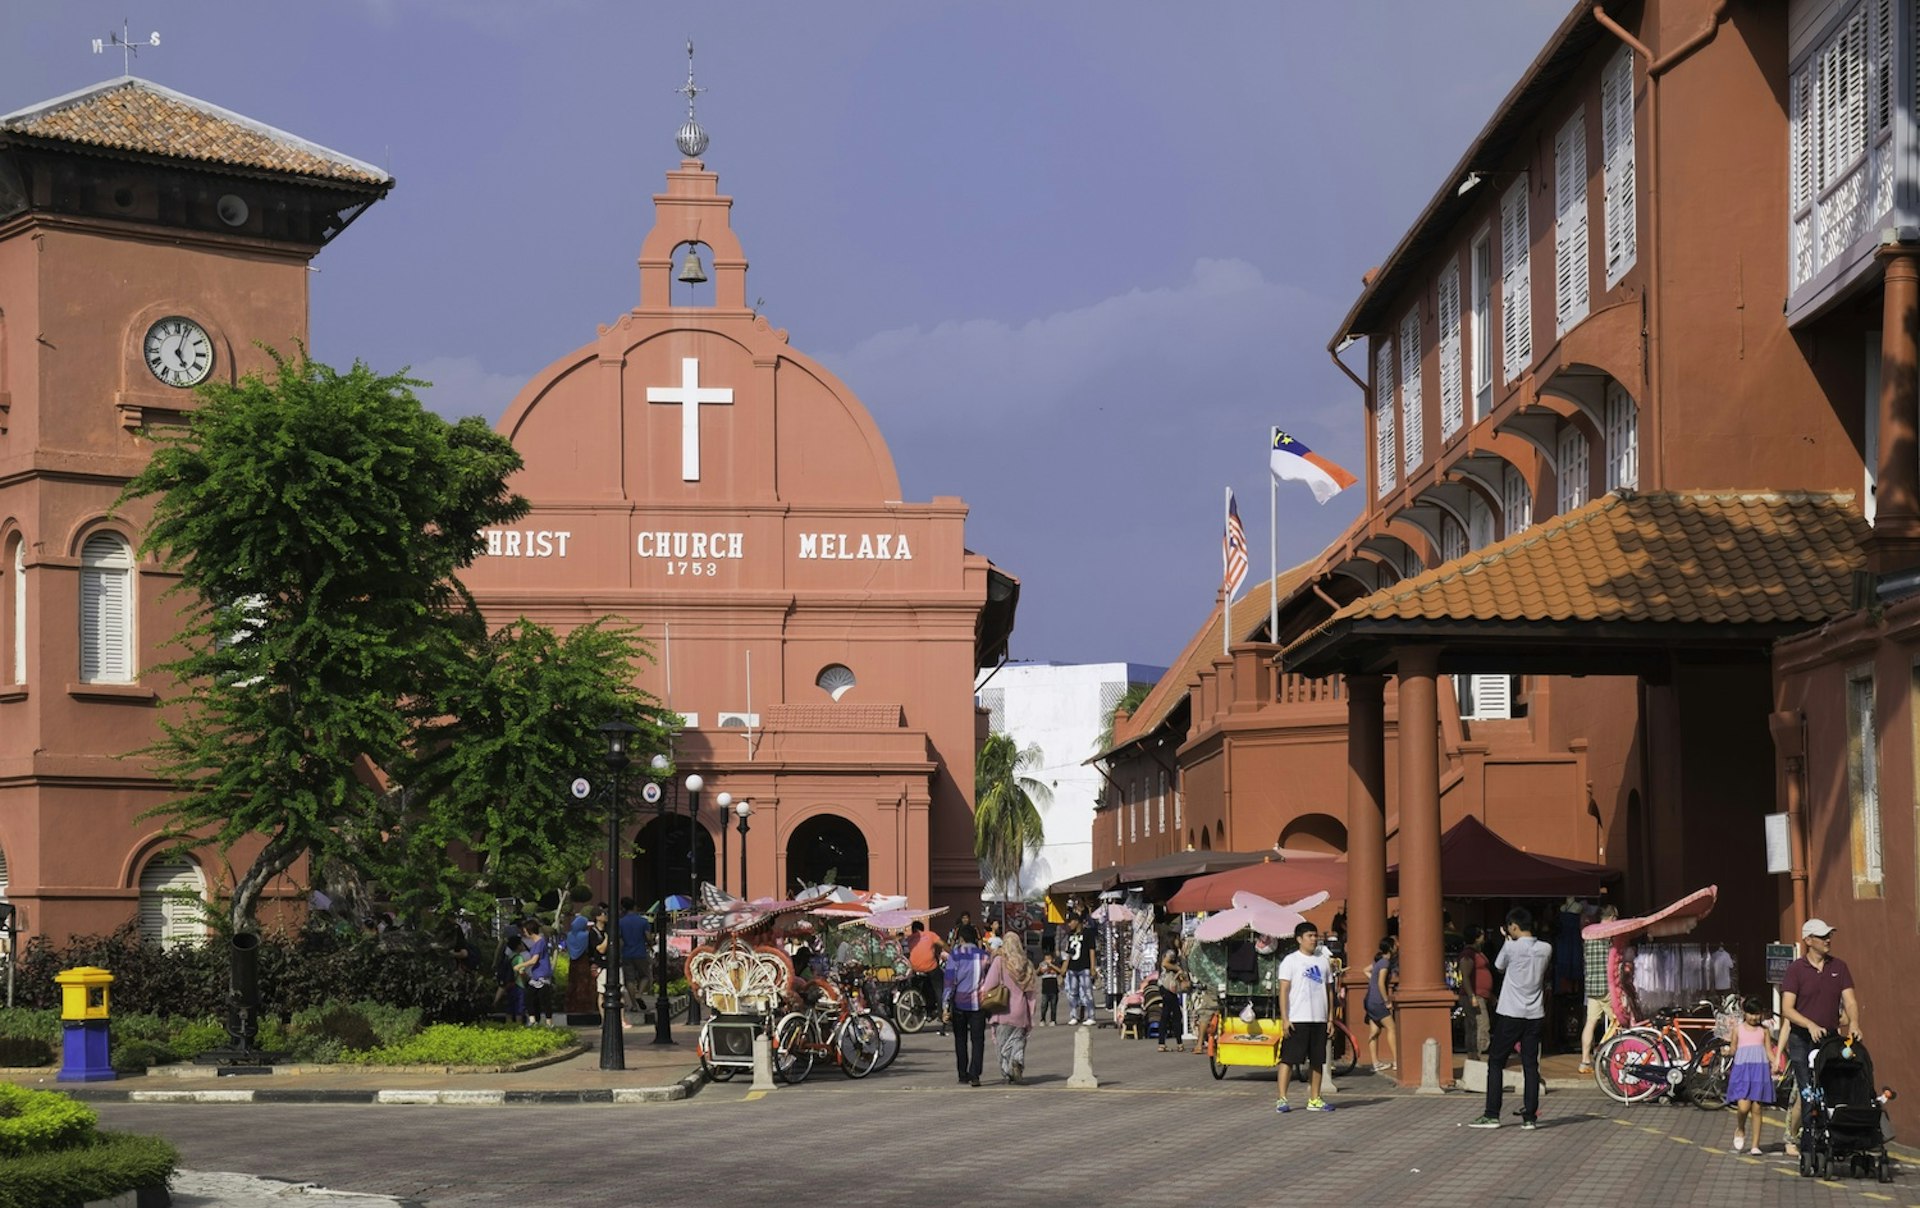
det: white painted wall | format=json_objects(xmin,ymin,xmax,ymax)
[{"xmin": 974, "ymin": 660, "xmax": 1165, "ymax": 898}]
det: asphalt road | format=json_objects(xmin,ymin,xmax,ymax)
[{"xmin": 94, "ymin": 1025, "xmax": 1913, "ymax": 1208}]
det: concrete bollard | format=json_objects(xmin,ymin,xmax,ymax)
[
  {"xmin": 751, "ymin": 1034, "xmax": 776, "ymax": 1091},
  {"xmin": 1322, "ymin": 1045, "xmax": 1338, "ymax": 1097},
  {"xmin": 1066, "ymin": 1022, "xmax": 1099, "ymax": 1089},
  {"xmin": 1417, "ymin": 1037, "xmax": 1443, "ymax": 1094}
]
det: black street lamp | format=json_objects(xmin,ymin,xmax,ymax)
[
  {"xmin": 715, "ymin": 791, "xmax": 732, "ymax": 895},
  {"xmin": 683, "ymin": 772, "xmax": 704, "ymax": 1027},
  {"xmin": 734, "ymin": 799, "xmax": 753, "ymax": 897},
  {"xmin": 646, "ymin": 753, "xmax": 675, "ymax": 1045},
  {"xmin": 595, "ymin": 719, "xmax": 639, "ymax": 1072},
  {"xmin": 0, "ymin": 901, "xmax": 16, "ymax": 1010}
]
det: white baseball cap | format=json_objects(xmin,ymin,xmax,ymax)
[{"xmin": 1801, "ymin": 918, "xmax": 1835, "ymax": 939}]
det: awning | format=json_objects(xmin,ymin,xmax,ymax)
[
  {"xmin": 1112, "ymin": 850, "xmax": 1268, "ymax": 883},
  {"xmin": 1166, "ymin": 852, "xmax": 1347, "ymax": 914},
  {"xmin": 1386, "ymin": 814, "xmax": 1619, "ymax": 898},
  {"xmin": 1046, "ymin": 867, "xmax": 1121, "ymax": 898}
]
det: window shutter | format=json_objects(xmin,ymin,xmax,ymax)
[
  {"xmin": 1502, "ymin": 465, "xmax": 1533, "ymax": 536},
  {"xmin": 1375, "ymin": 338, "xmax": 1397, "ymax": 495},
  {"xmin": 1399, "ymin": 309, "xmax": 1423, "ymax": 476},
  {"xmin": 1554, "ymin": 108, "xmax": 1591, "ymax": 335},
  {"xmin": 1605, "ymin": 381, "xmax": 1638, "ymax": 490},
  {"xmin": 1470, "ymin": 674, "xmax": 1513, "ymax": 720},
  {"xmin": 0, "ymin": 842, "xmax": 9, "ymax": 902},
  {"xmin": 1468, "ymin": 495, "xmax": 1494, "ymax": 550},
  {"xmin": 1442, "ymin": 517, "xmax": 1467, "ymax": 563},
  {"xmin": 80, "ymin": 534, "xmax": 133, "ymax": 683},
  {"xmin": 1500, "ymin": 176, "xmax": 1532, "ymax": 381},
  {"xmin": 1437, "ymin": 259, "xmax": 1463, "ymax": 439},
  {"xmin": 139, "ymin": 859, "xmax": 204, "ymax": 949},
  {"xmin": 1557, "ymin": 425, "xmax": 1591, "ymax": 514},
  {"xmin": 1601, "ymin": 47, "xmax": 1637, "ymax": 286},
  {"xmin": 11, "ymin": 541, "xmax": 23, "ymax": 686}
]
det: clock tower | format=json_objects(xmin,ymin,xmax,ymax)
[{"xmin": 0, "ymin": 78, "xmax": 390, "ymax": 943}]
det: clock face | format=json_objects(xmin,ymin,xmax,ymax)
[{"xmin": 143, "ymin": 317, "xmax": 214, "ymax": 388}]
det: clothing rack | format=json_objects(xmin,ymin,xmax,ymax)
[{"xmin": 1618, "ymin": 939, "xmax": 1737, "ymax": 1017}]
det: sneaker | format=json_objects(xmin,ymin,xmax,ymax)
[
  {"xmin": 1307, "ymin": 1098, "xmax": 1334, "ymax": 1112},
  {"xmin": 1577, "ymin": 1063, "xmax": 1594, "ymax": 1075},
  {"xmin": 1468, "ymin": 1116, "xmax": 1501, "ymax": 1129},
  {"xmin": 1082, "ymin": 1018, "xmax": 1095, "ymax": 1026},
  {"xmin": 1275, "ymin": 1101, "xmax": 1292, "ymax": 1113},
  {"xmin": 1520, "ymin": 1120, "xmax": 1537, "ymax": 1131},
  {"xmin": 1733, "ymin": 1133, "xmax": 1745, "ymax": 1152}
]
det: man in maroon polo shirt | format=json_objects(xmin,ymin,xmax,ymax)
[{"xmin": 1779, "ymin": 917, "xmax": 1863, "ymax": 1157}]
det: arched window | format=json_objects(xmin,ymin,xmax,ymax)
[
  {"xmin": 1556, "ymin": 425, "xmax": 1591, "ymax": 515},
  {"xmin": 138, "ymin": 857, "xmax": 205, "ymax": 949},
  {"xmin": 785, "ymin": 814, "xmax": 869, "ymax": 891},
  {"xmin": 1501, "ymin": 466, "xmax": 1533, "ymax": 538},
  {"xmin": 79, "ymin": 532, "xmax": 134, "ymax": 683},
  {"xmin": 815, "ymin": 664, "xmax": 856, "ymax": 702},
  {"xmin": 0, "ymin": 840, "xmax": 9, "ymax": 904},
  {"xmin": 6, "ymin": 535, "xmax": 21, "ymax": 685},
  {"xmin": 1604, "ymin": 381, "xmax": 1639, "ymax": 490}
]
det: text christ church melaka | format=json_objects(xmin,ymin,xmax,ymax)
[{"xmin": 460, "ymin": 134, "xmax": 1017, "ymax": 914}]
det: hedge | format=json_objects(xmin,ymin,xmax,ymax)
[
  {"xmin": 0, "ymin": 1084, "xmax": 97, "ymax": 1158},
  {"xmin": 349, "ymin": 1023, "xmax": 575, "ymax": 1066},
  {"xmin": 0, "ymin": 1131, "xmax": 178, "ymax": 1208}
]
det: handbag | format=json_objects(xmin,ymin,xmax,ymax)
[{"xmin": 982, "ymin": 984, "xmax": 1012, "ymax": 1015}]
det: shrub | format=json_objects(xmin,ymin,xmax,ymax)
[
  {"xmin": 346, "ymin": 1000, "xmax": 422, "ymax": 1048},
  {"xmin": 0, "ymin": 1131, "xmax": 178, "ymax": 1208},
  {"xmin": 0, "ymin": 1083, "xmax": 98, "ymax": 1158},
  {"xmin": 0, "ymin": 1009, "xmax": 59, "ymax": 1047},
  {"xmin": 350, "ymin": 1023, "xmax": 575, "ymax": 1066},
  {"xmin": 0, "ymin": 1037, "xmax": 53, "ymax": 1067},
  {"xmin": 166, "ymin": 1018, "xmax": 230, "ymax": 1057},
  {"xmin": 309, "ymin": 1006, "xmax": 378, "ymax": 1052},
  {"xmin": 109, "ymin": 1039, "xmax": 177, "ymax": 1073}
]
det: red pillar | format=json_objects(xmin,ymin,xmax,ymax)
[
  {"xmin": 1392, "ymin": 646, "xmax": 1453, "ymax": 1088},
  {"xmin": 1870, "ymin": 245, "xmax": 1920, "ymax": 573},
  {"xmin": 1341, "ymin": 675, "xmax": 1388, "ymax": 1035}
]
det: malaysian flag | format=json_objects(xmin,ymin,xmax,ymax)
[{"xmin": 1222, "ymin": 488, "xmax": 1249, "ymax": 600}]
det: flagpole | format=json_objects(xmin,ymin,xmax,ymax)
[
  {"xmin": 1269, "ymin": 431, "xmax": 1280, "ymax": 643},
  {"xmin": 1222, "ymin": 486, "xmax": 1232, "ymax": 658}
]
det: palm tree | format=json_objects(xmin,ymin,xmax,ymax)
[
  {"xmin": 974, "ymin": 732, "xmax": 1051, "ymax": 901},
  {"xmin": 1095, "ymin": 683, "xmax": 1154, "ymax": 754}
]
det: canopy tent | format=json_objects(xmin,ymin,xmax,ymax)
[
  {"xmin": 1046, "ymin": 866, "xmax": 1121, "ymax": 898},
  {"xmin": 1045, "ymin": 851, "xmax": 1272, "ymax": 904},
  {"xmin": 1386, "ymin": 814, "xmax": 1619, "ymax": 898},
  {"xmin": 1165, "ymin": 851, "xmax": 1346, "ymax": 914}
]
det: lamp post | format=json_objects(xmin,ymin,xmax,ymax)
[
  {"xmin": 0, "ymin": 902, "xmax": 15, "ymax": 1010},
  {"xmin": 647, "ymin": 753, "xmax": 675, "ymax": 1045},
  {"xmin": 595, "ymin": 719, "xmax": 639, "ymax": 1072},
  {"xmin": 735, "ymin": 799, "xmax": 753, "ymax": 898},
  {"xmin": 684, "ymin": 773, "xmax": 704, "ymax": 1026},
  {"xmin": 715, "ymin": 792, "xmax": 732, "ymax": 894}
]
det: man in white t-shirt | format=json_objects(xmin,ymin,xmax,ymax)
[
  {"xmin": 1275, "ymin": 920, "xmax": 1337, "ymax": 1114},
  {"xmin": 1470, "ymin": 907, "xmax": 1553, "ymax": 1130}
]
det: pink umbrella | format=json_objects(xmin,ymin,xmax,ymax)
[
  {"xmin": 1193, "ymin": 890, "xmax": 1330, "ymax": 941},
  {"xmin": 1582, "ymin": 885, "xmax": 1717, "ymax": 940}
]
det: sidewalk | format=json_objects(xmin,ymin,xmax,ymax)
[{"xmin": 4, "ymin": 1023, "xmax": 708, "ymax": 1106}]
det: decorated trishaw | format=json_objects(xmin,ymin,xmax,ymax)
[{"xmin": 1188, "ymin": 891, "xmax": 1354, "ymax": 1079}]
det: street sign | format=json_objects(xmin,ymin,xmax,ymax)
[
  {"xmin": 1765, "ymin": 942, "xmax": 1797, "ymax": 984},
  {"xmin": 641, "ymin": 781, "xmax": 663, "ymax": 805},
  {"xmin": 1763, "ymin": 813, "xmax": 1790, "ymax": 873},
  {"xmin": 570, "ymin": 777, "xmax": 592, "ymax": 800}
]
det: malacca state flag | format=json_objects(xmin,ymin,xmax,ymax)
[{"xmin": 1270, "ymin": 428, "xmax": 1357, "ymax": 504}]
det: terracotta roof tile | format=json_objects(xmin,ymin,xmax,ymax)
[
  {"xmin": 1, "ymin": 77, "xmax": 389, "ymax": 186},
  {"xmin": 1285, "ymin": 491, "xmax": 1868, "ymax": 653}
]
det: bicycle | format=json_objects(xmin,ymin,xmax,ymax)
[
  {"xmin": 1593, "ymin": 998, "xmax": 1734, "ymax": 1107},
  {"xmin": 771, "ymin": 978, "xmax": 889, "ymax": 1083}
]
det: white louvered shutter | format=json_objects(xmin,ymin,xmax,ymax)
[
  {"xmin": 1502, "ymin": 465, "xmax": 1533, "ymax": 536},
  {"xmin": 1605, "ymin": 381, "xmax": 1639, "ymax": 490},
  {"xmin": 1500, "ymin": 176, "xmax": 1532, "ymax": 381},
  {"xmin": 1399, "ymin": 308, "xmax": 1423, "ymax": 476},
  {"xmin": 0, "ymin": 843, "xmax": 9, "ymax": 903},
  {"xmin": 1438, "ymin": 259, "xmax": 1463, "ymax": 439},
  {"xmin": 1470, "ymin": 675, "xmax": 1513, "ymax": 721},
  {"xmin": 79, "ymin": 534, "xmax": 134, "ymax": 683},
  {"xmin": 1601, "ymin": 47, "xmax": 1637, "ymax": 287},
  {"xmin": 1554, "ymin": 108, "xmax": 1590, "ymax": 335},
  {"xmin": 11, "ymin": 540, "xmax": 24, "ymax": 685},
  {"xmin": 1442, "ymin": 518, "xmax": 1468, "ymax": 563},
  {"xmin": 139, "ymin": 859, "xmax": 204, "ymax": 949},
  {"xmin": 1375, "ymin": 337, "xmax": 1397, "ymax": 495},
  {"xmin": 1557, "ymin": 425, "xmax": 1591, "ymax": 514},
  {"xmin": 1468, "ymin": 495, "xmax": 1494, "ymax": 550}
]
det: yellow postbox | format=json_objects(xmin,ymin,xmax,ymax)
[{"xmin": 54, "ymin": 966, "xmax": 114, "ymax": 1021}]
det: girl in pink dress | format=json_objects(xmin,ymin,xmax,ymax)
[{"xmin": 1725, "ymin": 994, "xmax": 1778, "ymax": 1154}]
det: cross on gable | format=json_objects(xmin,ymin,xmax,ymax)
[{"xmin": 646, "ymin": 357, "xmax": 734, "ymax": 481}]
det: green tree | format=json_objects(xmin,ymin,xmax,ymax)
[
  {"xmin": 974, "ymin": 732, "xmax": 1050, "ymax": 900},
  {"xmin": 1095, "ymin": 683, "xmax": 1154, "ymax": 754},
  {"xmin": 121, "ymin": 350, "xmax": 528, "ymax": 931},
  {"xmin": 388, "ymin": 617, "xmax": 676, "ymax": 920}
]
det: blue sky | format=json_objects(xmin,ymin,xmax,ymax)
[{"xmin": 1, "ymin": 1, "xmax": 1570, "ymax": 665}]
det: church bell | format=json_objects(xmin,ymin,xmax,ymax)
[{"xmin": 677, "ymin": 248, "xmax": 708, "ymax": 285}]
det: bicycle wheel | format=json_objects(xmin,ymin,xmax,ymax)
[
  {"xmin": 895, "ymin": 988, "xmax": 929, "ymax": 1034},
  {"xmin": 869, "ymin": 1015, "xmax": 902, "ymax": 1072},
  {"xmin": 1330, "ymin": 1023, "xmax": 1359, "ymax": 1076},
  {"xmin": 837, "ymin": 1014, "xmax": 885, "ymax": 1079},
  {"xmin": 772, "ymin": 1012, "xmax": 816, "ymax": 1084},
  {"xmin": 1595, "ymin": 1029, "xmax": 1666, "ymax": 1104},
  {"xmin": 1692, "ymin": 1041, "xmax": 1730, "ymax": 1111}
]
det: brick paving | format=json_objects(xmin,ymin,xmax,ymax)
[{"xmin": 84, "ymin": 1024, "xmax": 1915, "ymax": 1207}]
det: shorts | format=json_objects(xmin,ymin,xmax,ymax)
[{"xmin": 1280, "ymin": 1021, "xmax": 1328, "ymax": 1067}]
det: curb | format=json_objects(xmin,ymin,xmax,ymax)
[{"xmin": 55, "ymin": 1066, "xmax": 708, "ymax": 1106}]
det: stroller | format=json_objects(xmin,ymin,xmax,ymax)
[{"xmin": 1799, "ymin": 1034, "xmax": 1898, "ymax": 1183}]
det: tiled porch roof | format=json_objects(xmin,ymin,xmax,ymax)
[
  {"xmin": 1, "ymin": 77, "xmax": 390, "ymax": 186},
  {"xmin": 1283, "ymin": 490, "xmax": 1869, "ymax": 671}
]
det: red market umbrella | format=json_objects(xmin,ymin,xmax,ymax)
[{"xmin": 1166, "ymin": 853, "xmax": 1347, "ymax": 914}]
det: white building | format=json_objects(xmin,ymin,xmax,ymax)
[{"xmin": 975, "ymin": 661, "xmax": 1165, "ymax": 896}]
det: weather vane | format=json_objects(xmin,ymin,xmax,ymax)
[
  {"xmin": 674, "ymin": 39, "xmax": 710, "ymax": 159},
  {"xmin": 92, "ymin": 20, "xmax": 162, "ymax": 76}
]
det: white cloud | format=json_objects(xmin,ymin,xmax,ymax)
[{"xmin": 406, "ymin": 355, "xmax": 529, "ymax": 424}]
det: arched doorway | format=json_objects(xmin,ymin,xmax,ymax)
[
  {"xmin": 1279, "ymin": 813, "xmax": 1348, "ymax": 855},
  {"xmin": 631, "ymin": 815, "xmax": 716, "ymax": 908},
  {"xmin": 785, "ymin": 814, "xmax": 869, "ymax": 891}
]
